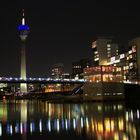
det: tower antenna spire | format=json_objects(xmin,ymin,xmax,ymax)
[{"xmin": 22, "ymin": 9, "xmax": 25, "ymax": 25}]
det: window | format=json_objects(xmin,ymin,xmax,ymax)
[
  {"xmin": 120, "ymin": 54, "xmax": 125, "ymax": 59},
  {"xmin": 92, "ymin": 41, "xmax": 96, "ymax": 48},
  {"xmin": 107, "ymin": 44, "xmax": 111, "ymax": 48},
  {"xmin": 132, "ymin": 45, "xmax": 136, "ymax": 53},
  {"xmin": 129, "ymin": 55, "xmax": 132, "ymax": 59},
  {"xmin": 111, "ymin": 57, "xmax": 115, "ymax": 62}
]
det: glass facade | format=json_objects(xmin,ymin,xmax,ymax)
[{"xmin": 84, "ymin": 66, "xmax": 123, "ymax": 83}]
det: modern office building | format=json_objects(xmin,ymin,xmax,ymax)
[
  {"xmin": 128, "ymin": 37, "xmax": 140, "ymax": 79},
  {"xmin": 51, "ymin": 63, "xmax": 64, "ymax": 79},
  {"xmin": 82, "ymin": 37, "xmax": 125, "ymax": 101},
  {"xmin": 107, "ymin": 37, "xmax": 140, "ymax": 81},
  {"xmin": 18, "ymin": 9, "xmax": 29, "ymax": 93},
  {"xmin": 84, "ymin": 66, "xmax": 123, "ymax": 83},
  {"xmin": 83, "ymin": 65, "xmax": 124, "ymax": 101},
  {"xmin": 92, "ymin": 37, "xmax": 119, "ymax": 66}
]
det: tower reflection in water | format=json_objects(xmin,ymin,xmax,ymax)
[{"xmin": 0, "ymin": 100, "xmax": 139, "ymax": 140}]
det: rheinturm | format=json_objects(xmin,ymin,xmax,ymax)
[{"xmin": 18, "ymin": 9, "xmax": 29, "ymax": 93}]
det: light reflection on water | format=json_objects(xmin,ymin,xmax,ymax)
[{"xmin": 0, "ymin": 100, "xmax": 139, "ymax": 140}]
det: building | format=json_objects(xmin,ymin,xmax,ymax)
[
  {"xmin": 18, "ymin": 9, "xmax": 29, "ymax": 93},
  {"xmin": 51, "ymin": 63, "xmax": 64, "ymax": 79},
  {"xmin": 83, "ymin": 66, "xmax": 124, "ymax": 101},
  {"xmin": 128, "ymin": 37, "xmax": 140, "ymax": 80},
  {"xmin": 107, "ymin": 37, "xmax": 140, "ymax": 81},
  {"xmin": 72, "ymin": 61, "xmax": 81, "ymax": 76},
  {"xmin": 84, "ymin": 66, "xmax": 123, "ymax": 83},
  {"xmin": 82, "ymin": 37, "xmax": 125, "ymax": 101},
  {"xmin": 92, "ymin": 37, "xmax": 119, "ymax": 66},
  {"xmin": 72, "ymin": 58, "xmax": 92, "ymax": 78},
  {"xmin": 62, "ymin": 73, "xmax": 70, "ymax": 79}
]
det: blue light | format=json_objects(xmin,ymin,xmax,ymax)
[{"xmin": 18, "ymin": 25, "xmax": 29, "ymax": 31}]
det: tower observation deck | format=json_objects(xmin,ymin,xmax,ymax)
[{"xmin": 18, "ymin": 9, "xmax": 29, "ymax": 93}]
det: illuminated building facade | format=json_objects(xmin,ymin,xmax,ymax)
[
  {"xmin": 83, "ymin": 37, "xmax": 140, "ymax": 100},
  {"xmin": 18, "ymin": 9, "xmax": 29, "ymax": 93},
  {"xmin": 128, "ymin": 38, "xmax": 139, "ymax": 79},
  {"xmin": 90, "ymin": 36, "xmax": 140, "ymax": 82},
  {"xmin": 83, "ymin": 38, "xmax": 124, "ymax": 100},
  {"xmin": 51, "ymin": 63, "xmax": 64, "ymax": 79},
  {"xmin": 92, "ymin": 37, "xmax": 119, "ymax": 66},
  {"xmin": 84, "ymin": 66, "xmax": 123, "ymax": 83},
  {"xmin": 83, "ymin": 66, "xmax": 124, "ymax": 100},
  {"xmin": 107, "ymin": 37, "xmax": 140, "ymax": 81}
]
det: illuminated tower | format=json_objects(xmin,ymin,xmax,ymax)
[{"xmin": 18, "ymin": 9, "xmax": 29, "ymax": 93}]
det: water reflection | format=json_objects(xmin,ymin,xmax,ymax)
[{"xmin": 0, "ymin": 100, "xmax": 139, "ymax": 140}]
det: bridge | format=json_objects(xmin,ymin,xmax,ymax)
[{"xmin": 0, "ymin": 77, "xmax": 86, "ymax": 84}]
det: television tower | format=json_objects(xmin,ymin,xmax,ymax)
[{"xmin": 18, "ymin": 9, "xmax": 29, "ymax": 93}]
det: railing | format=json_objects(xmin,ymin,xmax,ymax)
[{"xmin": 0, "ymin": 77, "xmax": 86, "ymax": 83}]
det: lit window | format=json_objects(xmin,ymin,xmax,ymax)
[
  {"xmin": 92, "ymin": 41, "xmax": 96, "ymax": 48},
  {"xmin": 129, "ymin": 66, "xmax": 133, "ymax": 69},
  {"xmin": 94, "ymin": 58, "xmax": 99, "ymax": 61},
  {"xmin": 108, "ymin": 54, "xmax": 111, "ymax": 58},
  {"xmin": 126, "ymin": 66, "xmax": 129, "ymax": 70},
  {"xmin": 129, "ymin": 55, "xmax": 132, "ymax": 59},
  {"xmin": 111, "ymin": 57, "xmax": 115, "ymax": 62},
  {"xmin": 129, "ymin": 50, "xmax": 132, "ymax": 54},
  {"xmin": 129, "ymin": 63, "xmax": 133, "ymax": 66},
  {"xmin": 119, "ymin": 67, "xmax": 121, "ymax": 71},
  {"xmin": 107, "ymin": 44, "xmax": 111, "ymax": 48},
  {"xmin": 94, "ymin": 51, "xmax": 98, "ymax": 54},
  {"xmin": 124, "ymin": 76, "xmax": 126, "ymax": 80},
  {"xmin": 120, "ymin": 54, "xmax": 125, "ymax": 59},
  {"xmin": 132, "ymin": 45, "xmax": 136, "ymax": 53}
]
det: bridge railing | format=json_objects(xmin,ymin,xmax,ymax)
[{"xmin": 0, "ymin": 77, "xmax": 86, "ymax": 83}]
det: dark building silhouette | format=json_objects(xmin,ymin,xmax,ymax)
[{"xmin": 72, "ymin": 58, "xmax": 92, "ymax": 79}]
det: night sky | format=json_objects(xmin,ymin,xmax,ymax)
[{"xmin": 0, "ymin": 1, "xmax": 140, "ymax": 77}]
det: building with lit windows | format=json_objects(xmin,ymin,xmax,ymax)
[
  {"xmin": 72, "ymin": 61, "xmax": 82, "ymax": 77},
  {"xmin": 107, "ymin": 37, "xmax": 140, "ymax": 81},
  {"xmin": 92, "ymin": 37, "xmax": 119, "ymax": 66},
  {"xmin": 51, "ymin": 63, "xmax": 64, "ymax": 79},
  {"xmin": 84, "ymin": 66, "xmax": 123, "ymax": 83},
  {"xmin": 83, "ymin": 66, "xmax": 124, "ymax": 100},
  {"xmin": 128, "ymin": 38, "xmax": 139, "ymax": 79},
  {"xmin": 83, "ymin": 36, "xmax": 140, "ymax": 100},
  {"xmin": 72, "ymin": 58, "xmax": 92, "ymax": 79},
  {"xmin": 82, "ymin": 37, "xmax": 125, "ymax": 101}
]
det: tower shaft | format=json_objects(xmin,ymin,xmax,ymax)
[
  {"xmin": 21, "ymin": 43, "xmax": 26, "ymax": 79},
  {"xmin": 18, "ymin": 9, "xmax": 29, "ymax": 93},
  {"xmin": 20, "ymin": 42, "xmax": 27, "ymax": 93}
]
